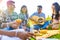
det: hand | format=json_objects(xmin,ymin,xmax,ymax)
[
  {"xmin": 18, "ymin": 32, "xmax": 35, "ymax": 40},
  {"xmin": 1, "ymin": 23, "xmax": 7, "ymax": 28}
]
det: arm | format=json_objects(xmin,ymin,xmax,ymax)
[
  {"xmin": 1, "ymin": 21, "xmax": 20, "ymax": 28},
  {"xmin": 0, "ymin": 30, "xmax": 16, "ymax": 37},
  {"xmin": 1, "ymin": 22, "xmax": 14, "ymax": 28},
  {"xmin": 0, "ymin": 30, "xmax": 34, "ymax": 40},
  {"xmin": 1, "ymin": 23, "xmax": 8, "ymax": 28}
]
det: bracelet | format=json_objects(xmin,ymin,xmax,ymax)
[{"xmin": 15, "ymin": 31, "xmax": 18, "ymax": 37}]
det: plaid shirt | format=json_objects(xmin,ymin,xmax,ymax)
[
  {"xmin": 3, "ymin": 10, "xmax": 18, "ymax": 23},
  {"xmin": 18, "ymin": 13, "xmax": 28, "ymax": 26}
]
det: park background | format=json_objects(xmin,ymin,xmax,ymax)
[{"xmin": 0, "ymin": 0, "xmax": 60, "ymax": 17}]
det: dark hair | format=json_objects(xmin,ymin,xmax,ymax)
[
  {"xmin": 53, "ymin": 2, "xmax": 60, "ymax": 13},
  {"xmin": 59, "ymin": 6, "xmax": 60, "ymax": 12},
  {"xmin": 20, "ymin": 5, "xmax": 28, "ymax": 19},
  {"xmin": 37, "ymin": 5, "xmax": 42, "ymax": 8},
  {"xmin": 52, "ymin": 2, "xmax": 60, "ymax": 20},
  {"xmin": 20, "ymin": 5, "xmax": 28, "ymax": 13}
]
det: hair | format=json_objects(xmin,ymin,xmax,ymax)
[
  {"xmin": 52, "ymin": 2, "xmax": 60, "ymax": 20},
  {"xmin": 59, "ymin": 6, "xmax": 60, "ymax": 17},
  {"xmin": 20, "ymin": 5, "xmax": 28, "ymax": 14},
  {"xmin": 20, "ymin": 5, "xmax": 28, "ymax": 19},
  {"xmin": 37, "ymin": 5, "xmax": 42, "ymax": 8},
  {"xmin": 59, "ymin": 6, "xmax": 60, "ymax": 13},
  {"xmin": 53, "ymin": 2, "xmax": 60, "ymax": 13}
]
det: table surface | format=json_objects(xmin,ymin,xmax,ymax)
[{"xmin": 35, "ymin": 30, "xmax": 60, "ymax": 40}]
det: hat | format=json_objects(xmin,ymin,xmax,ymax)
[{"xmin": 7, "ymin": 0, "xmax": 15, "ymax": 6}]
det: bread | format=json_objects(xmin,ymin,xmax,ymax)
[{"xmin": 34, "ymin": 30, "xmax": 47, "ymax": 36}]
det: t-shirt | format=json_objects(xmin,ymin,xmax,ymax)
[{"xmin": 30, "ymin": 12, "xmax": 45, "ymax": 18}]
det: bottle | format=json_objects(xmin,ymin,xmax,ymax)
[
  {"xmin": 46, "ymin": 15, "xmax": 52, "ymax": 21},
  {"xmin": 30, "ymin": 25, "xmax": 34, "ymax": 33},
  {"xmin": 28, "ymin": 25, "xmax": 36, "ymax": 40},
  {"xmin": 46, "ymin": 15, "xmax": 52, "ymax": 24}
]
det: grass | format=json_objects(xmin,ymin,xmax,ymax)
[{"xmin": 48, "ymin": 25, "xmax": 60, "ymax": 38}]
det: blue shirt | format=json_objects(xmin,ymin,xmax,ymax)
[
  {"xmin": 30, "ymin": 12, "xmax": 45, "ymax": 18},
  {"xmin": 3, "ymin": 27, "xmax": 14, "ymax": 30}
]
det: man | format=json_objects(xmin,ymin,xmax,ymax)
[
  {"xmin": 0, "ymin": 10, "xmax": 3, "ymax": 28},
  {"xmin": 0, "ymin": 29, "xmax": 34, "ymax": 40},
  {"xmin": 30, "ymin": 5, "xmax": 49, "ymax": 30},
  {"xmin": 0, "ymin": 19, "xmax": 35, "ymax": 40},
  {"xmin": 3, "ymin": 0, "xmax": 18, "ymax": 22},
  {"xmin": 1, "ymin": 19, "xmax": 22, "ymax": 30},
  {"xmin": 2, "ymin": 0, "xmax": 18, "ymax": 30}
]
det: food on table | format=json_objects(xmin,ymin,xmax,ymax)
[
  {"xmin": 34, "ymin": 30, "xmax": 47, "ymax": 36},
  {"xmin": 15, "ymin": 19, "xmax": 22, "ymax": 24}
]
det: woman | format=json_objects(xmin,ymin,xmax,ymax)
[
  {"xmin": 51, "ymin": 2, "xmax": 60, "ymax": 29},
  {"xmin": 18, "ymin": 5, "xmax": 29, "ymax": 31}
]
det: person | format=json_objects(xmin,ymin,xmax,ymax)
[
  {"xmin": 0, "ymin": 29, "xmax": 34, "ymax": 40},
  {"xmin": 2, "ymin": 0, "xmax": 18, "ymax": 30},
  {"xmin": 0, "ymin": 10, "xmax": 3, "ymax": 28},
  {"xmin": 51, "ymin": 2, "xmax": 60, "ymax": 29},
  {"xmin": 3, "ymin": 0, "xmax": 18, "ymax": 22},
  {"xmin": 30, "ymin": 5, "xmax": 49, "ymax": 30},
  {"xmin": 0, "ymin": 9, "xmax": 7, "ymax": 29},
  {"xmin": 1, "ymin": 19, "xmax": 22, "ymax": 30},
  {"xmin": 18, "ymin": 5, "xmax": 29, "ymax": 31},
  {"xmin": 52, "ymin": 2, "xmax": 60, "ymax": 20}
]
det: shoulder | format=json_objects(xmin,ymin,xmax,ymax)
[
  {"xmin": 19, "ymin": 13, "xmax": 23, "ymax": 15},
  {"xmin": 13, "ymin": 12, "xmax": 18, "ymax": 15},
  {"xmin": 42, "ymin": 13, "xmax": 45, "ymax": 15},
  {"xmin": 32, "ymin": 12, "xmax": 37, "ymax": 15},
  {"xmin": 13, "ymin": 12, "xmax": 17, "ymax": 14}
]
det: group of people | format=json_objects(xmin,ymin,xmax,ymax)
[{"xmin": 0, "ymin": 0, "xmax": 60, "ymax": 40}]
